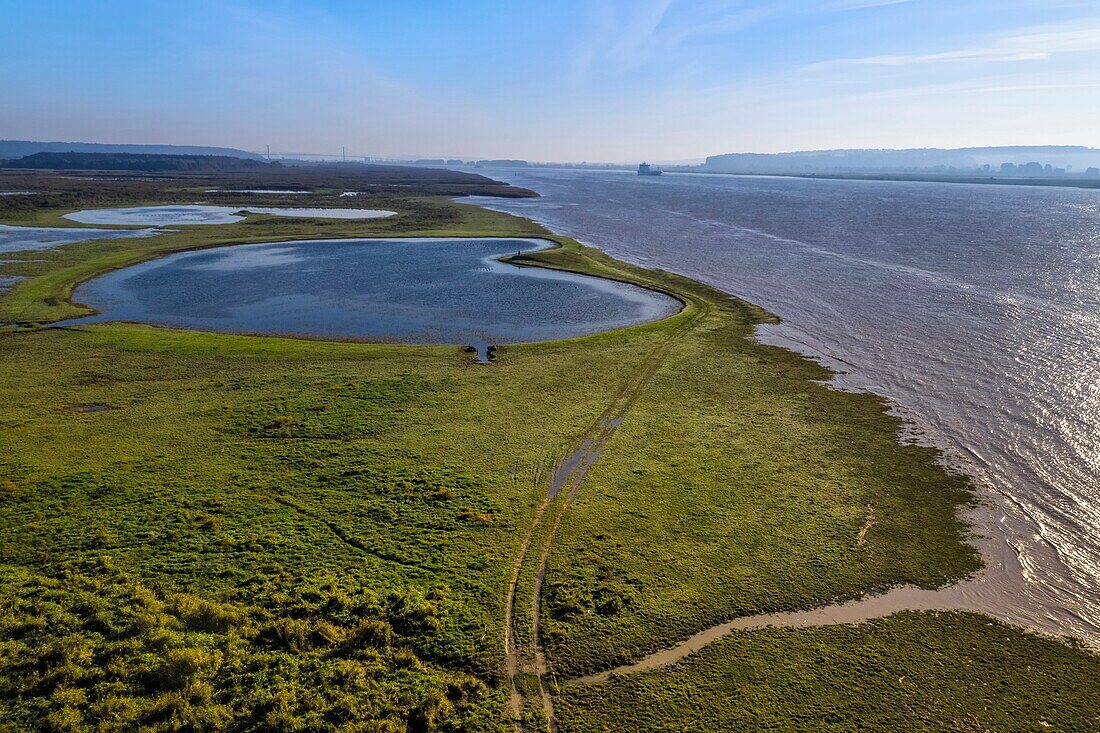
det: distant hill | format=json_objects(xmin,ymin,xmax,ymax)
[
  {"xmin": 0, "ymin": 140, "xmax": 262, "ymax": 161},
  {"xmin": 4, "ymin": 152, "xmax": 279, "ymax": 172},
  {"xmin": 703, "ymin": 146, "xmax": 1100, "ymax": 174}
]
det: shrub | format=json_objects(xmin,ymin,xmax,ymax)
[
  {"xmin": 408, "ymin": 687, "xmax": 454, "ymax": 733},
  {"xmin": 457, "ymin": 508, "xmax": 494, "ymax": 524},
  {"xmin": 310, "ymin": 619, "xmax": 347, "ymax": 647},
  {"xmin": 168, "ymin": 594, "xmax": 242, "ymax": 633},
  {"xmin": 259, "ymin": 617, "xmax": 313, "ymax": 652},
  {"xmin": 157, "ymin": 647, "xmax": 222, "ymax": 689},
  {"xmin": 348, "ymin": 619, "xmax": 393, "ymax": 650},
  {"xmin": 386, "ymin": 591, "xmax": 443, "ymax": 636},
  {"xmin": 44, "ymin": 705, "xmax": 83, "ymax": 732}
]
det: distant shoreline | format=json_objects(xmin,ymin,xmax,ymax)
[
  {"xmin": 675, "ymin": 168, "xmax": 1100, "ymax": 191},
  {"xmin": 469, "ymin": 162, "xmax": 1100, "ymax": 191}
]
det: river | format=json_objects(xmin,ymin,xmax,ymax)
[{"xmin": 469, "ymin": 167, "xmax": 1100, "ymax": 647}]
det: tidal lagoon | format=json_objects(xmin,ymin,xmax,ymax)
[
  {"xmin": 69, "ymin": 237, "xmax": 679, "ymax": 356},
  {"xmin": 63, "ymin": 204, "xmax": 397, "ymax": 225}
]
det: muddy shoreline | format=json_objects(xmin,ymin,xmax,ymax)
[{"xmin": 564, "ymin": 351, "xmax": 1098, "ymax": 686}]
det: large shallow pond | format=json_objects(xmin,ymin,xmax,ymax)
[
  {"xmin": 63, "ymin": 204, "xmax": 396, "ymax": 225},
  {"xmin": 69, "ymin": 238, "xmax": 679, "ymax": 353}
]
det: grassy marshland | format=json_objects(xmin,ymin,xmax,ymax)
[
  {"xmin": 556, "ymin": 612, "xmax": 1100, "ymax": 733},
  {"xmin": 1, "ymin": 184, "xmax": 1097, "ymax": 731}
]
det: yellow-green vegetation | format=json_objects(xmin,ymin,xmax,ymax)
[
  {"xmin": 0, "ymin": 321, "xmax": 631, "ymax": 731},
  {"xmin": 1, "ymin": 189, "xmax": 1097, "ymax": 732},
  {"xmin": 556, "ymin": 611, "xmax": 1100, "ymax": 733},
  {"xmin": 536, "ymin": 269, "xmax": 980, "ymax": 676}
]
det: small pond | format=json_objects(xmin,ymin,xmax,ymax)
[
  {"xmin": 68, "ymin": 237, "xmax": 679, "ymax": 354},
  {"xmin": 0, "ymin": 223, "xmax": 160, "ymax": 255},
  {"xmin": 63, "ymin": 205, "xmax": 396, "ymax": 226}
]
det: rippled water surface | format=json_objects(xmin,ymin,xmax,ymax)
[
  {"xmin": 71, "ymin": 237, "xmax": 678, "ymax": 352},
  {"xmin": 470, "ymin": 168, "xmax": 1100, "ymax": 645}
]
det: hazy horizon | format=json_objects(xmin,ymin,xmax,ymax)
[{"xmin": 3, "ymin": 1, "xmax": 1100, "ymax": 161}]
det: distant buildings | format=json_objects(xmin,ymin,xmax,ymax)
[
  {"xmin": 701, "ymin": 146, "xmax": 1100, "ymax": 176},
  {"xmin": 472, "ymin": 159, "xmax": 530, "ymax": 168},
  {"xmin": 998, "ymin": 161, "xmax": 1087, "ymax": 177}
]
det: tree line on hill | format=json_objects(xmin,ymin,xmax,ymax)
[{"xmin": 1, "ymin": 152, "xmax": 280, "ymax": 173}]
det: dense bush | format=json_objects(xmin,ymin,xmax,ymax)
[{"xmin": 0, "ymin": 564, "xmax": 502, "ymax": 731}]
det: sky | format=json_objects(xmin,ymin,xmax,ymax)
[{"xmin": 2, "ymin": 0, "xmax": 1100, "ymax": 161}]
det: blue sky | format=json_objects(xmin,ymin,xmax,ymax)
[{"xmin": 2, "ymin": 0, "xmax": 1099, "ymax": 161}]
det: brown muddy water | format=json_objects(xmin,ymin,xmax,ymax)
[{"xmin": 470, "ymin": 167, "xmax": 1100, "ymax": 650}]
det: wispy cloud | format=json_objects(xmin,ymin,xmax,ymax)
[
  {"xmin": 824, "ymin": 0, "xmax": 915, "ymax": 11},
  {"xmin": 845, "ymin": 78, "xmax": 1099, "ymax": 101},
  {"xmin": 806, "ymin": 20, "xmax": 1100, "ymax": 69},
  {"xmin": 663, "ymin": 2, "xmax": 779, "ymax": 43},
  {"xmin": 570, "ymin": 0, "xmax": 777, "ymax": 77},
  {"xmin": 570, "ymin": 0, "xmax": 672, "ymax": 76}
]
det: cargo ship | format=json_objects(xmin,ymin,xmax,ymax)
[{"xmin": 638, "ymin": 162, "xmax": 663, "ymax": 176}]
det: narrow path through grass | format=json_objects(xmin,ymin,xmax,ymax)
[{"xmin": 504, "ymin": 289, "xmax": 703, "ymax": 732}]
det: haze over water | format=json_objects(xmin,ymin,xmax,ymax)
[{"xmin": 471, "ymin": 168, "xmax": 1100, "ymax": 646}]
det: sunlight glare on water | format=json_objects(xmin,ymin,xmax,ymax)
[{"xmin": 470, "ymin": 168, "xmax": 1100, "ymax": 646}]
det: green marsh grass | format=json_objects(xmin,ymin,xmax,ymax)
[{"xmin": 1, "ymin": 191, "xmax": 1097, "ymax": 731}]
